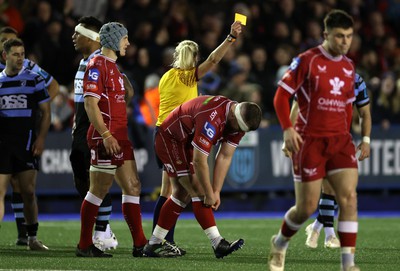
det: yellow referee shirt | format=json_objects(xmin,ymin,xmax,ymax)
[{"xmin": 156, "ymin": 67, "xmax": 199, "ymax": 126}]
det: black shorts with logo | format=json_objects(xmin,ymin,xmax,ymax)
[{"xmin": 0, "ymin": 136, "xmax": 39, "ymax": 174}]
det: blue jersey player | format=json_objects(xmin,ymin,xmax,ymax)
[
  {"xmin": 0, "ymin": 38, "xmax": 51, "ymax": 250},
  {"xmin": 0, "ymin": 26, "xmax": 60, "ymax": 246}
]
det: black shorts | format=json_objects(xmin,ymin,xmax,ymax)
[
  {"xmin": 69, "ymin": 143, "xmax": 91, "ymax": 182},
  {"xmin": 0, "ymin": 137, "xmax": 39, "ymax": 174}
]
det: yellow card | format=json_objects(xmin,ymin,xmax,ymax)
[{"xmin": 235, "ymin": 13, "xmax": 247, "ymax": 25}]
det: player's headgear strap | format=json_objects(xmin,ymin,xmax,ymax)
[
  {"xmin": 75, "ymin": 24, "xmax": 100, "ymax": 42},
  {"xmin": 99, "ymin": 22, "xmax": 128, "ymax": 51},
  {"xmin": 234, "ymin": 103, "xmax": 250, "ymax": 132}
]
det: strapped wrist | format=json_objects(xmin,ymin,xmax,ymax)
[
  {"xmin": 362, "ymin": 136, "xmax": 370, "ymax": 144},
  {"xmin": 226, "ymin": 34, "xmax": 237, "ymax": 42},
  {"xmin": 101, "ymin": 130, "xmax": 112, "ymax": 139}
]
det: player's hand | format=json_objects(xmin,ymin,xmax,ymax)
[
  {"xmin": 281, "ymin": 141, "xmax": 292, "ymax": 158},
  {"xmin": 283, "ymin": 127, "xmax": 303, "ymax": 153},
  {"xmin": 203, "ymin": 193, "xmax": 216, "ymax": 209},
  {"xmin": 212, "ymin": 191, "xmax": 221, "ymax": 211},
  {"xmin": 356, "ymin": 142, "xmax": 370, "ymax": 161},
  {"xmin": 103, "ymin": 136, "xmax": 121, "ymax": 156},
  {"xmin": 230, "ymin": 21, "xmax": 242, "ymax": 38},
  {"xmin": 32, "ymin": 137, "xmax": 45, "ymax": 156}
]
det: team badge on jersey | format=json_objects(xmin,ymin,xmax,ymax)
[
  {"xmin": 329, "ymin": 77, "xmax": 344, "ymax": 96},
  {"xmin": 289, "ymin": 57, "xmax": 300, "ymax": 71},
  {"xmin": 88, "ymin": 68, "xmax": 100, "ymax": 81}
]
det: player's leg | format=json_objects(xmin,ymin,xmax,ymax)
[
  {"xmin": 70, "ymin": 147, "xmax": 117, "ymax": 251},
  {"xmin": 17, "ymin": 169, "xmax": 48, "ymax": 250},
  {"xmin": 152, "ymin": 126, "xmax": 178, "ymax": 244},
  {"xmin": 269, "ymin": 179, "xmax": 322, "ymax": 271},
  {"xmin": 0, "ymin": 174, "xmax": 12, "ymax": 222},
  {"xmin": 152, "ymin": 170, "xmax": 177, "ymax": 241},
  {"xmin": 305, "ymin": 178, "xmax": 339, "ymax": 248},
  {"xmin": 144, "ymin": 175, "xmax": 188, "ymax": 257},
  {"xmin": 114, "ymin": 159, "xmax": 147, "ymax": 256},
  {"xmin": 327, "ymin": 168, "xmax": 359, "ymax": 270},
  {"xmin": 10, "ymin": 176, "xmax": 28, "ymax": 245},
  {"xmin": 76, "ymin": 167, "xmax": 113, "ymax": 257},
  {"xmin": 320, "ymin": 180, "xmax": 340, "ymax": 248},
  {"xmin": 180, "ymin": 174, "xmax": 244, "ymax": 258}
]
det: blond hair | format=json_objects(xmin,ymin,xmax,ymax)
[{"xmin": 172, "ymin": 40, "xmax": 199, "ymax": 69}]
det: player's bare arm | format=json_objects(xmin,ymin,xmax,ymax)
[
  {"xmin": 192, "ymin": 148, "xmax": 215, "ymax": 207},
  {"xmin": 32, "ymin": 100, "xmax": 51, "ymax": 157},
  {"xmin": 47, "ymin": 78, "xmax": 60, "ymax": 101},
  {"xmin": 212, "ymin": 142, "xmax": 236, "ymax": 210},
  {"xmin": 356, "ymin": 103, "xmax": 371, "ymax": 161},
  {"xmin": 197, "ymin": 21, "xmax": 242, "ymax": 78}
]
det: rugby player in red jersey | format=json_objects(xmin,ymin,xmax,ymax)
[
  {"xmin": 269, "ymin": 10, "xmax": 360, "ymax": 271},
  {"xmin": 75, "ymin": 22, "xmax": 146, "ymax": 258},
  {"xmin": 144, "ymin": 95, "xmax": 261, "ymax": 258}
]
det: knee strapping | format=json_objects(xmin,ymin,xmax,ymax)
[{"xmin": 89, "ymin": 165, "xmax": 116, "ymax": 175}]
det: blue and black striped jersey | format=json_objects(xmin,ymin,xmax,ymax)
[
  {"xmin": 72, "ymin": 49, "xmax": 100, "ymax": 147},
  {"xmin": 0, "ymin": 59, "xmax": 53, "ymax": 87},
  {"xmin": 354, "ymin": 73, "xmax": 369, "ymax": 108},
  {"xmin": 0, "ymin": 68, "xmax": 50, "ymax": 138}
]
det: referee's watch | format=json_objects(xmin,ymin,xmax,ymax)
[{"xmin": 227, "ymin": 34, "xmax": 237, "ymax": 42}]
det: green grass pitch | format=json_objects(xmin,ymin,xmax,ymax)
[{"xmin": 0, "ymin": 217, "xmax": 399, "ymax": 270}]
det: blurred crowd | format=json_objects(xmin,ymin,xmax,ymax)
[{"xmin": 2, "ymin": 0, "xmax": 400, "ymax": 138}]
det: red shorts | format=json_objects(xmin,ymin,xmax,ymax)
[
  {"xmin": 292, "ymin": 134, "xmax": 357, "ymax": 182},
  {"xmin": 154, "ymin": 131, "xmax": 194, "ymax": 177},
  {"xmin": 89, "ymin": 140, "xmax": 135, "ymax": 168}
]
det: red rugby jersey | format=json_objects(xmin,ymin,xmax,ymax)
[
  {"xmin": 279, "ymin": 45, "xmax": 355, "ymax": 136},
  {"xmin": 83, "ymin": 55, "xmax": 128, "ymax": 143},
  {"xmin": 160, "ymin": 95, "xmax": 244, "ymax": 156}
]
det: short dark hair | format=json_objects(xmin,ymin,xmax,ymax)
[
  {"xmin": 324, "ymin": 9, "xmax": 354, "ymax": 31},
  {"xmin": 3, "ymin": 38, "xmax": 24, "ymax": 53},
  {"xmin": 78, "ymin": 16, "xmax": 103, "ymax": 32},
  {"xmin": 243, "ymin": 102, "xmax": 262, "ymax": 131},
  {"xmin": 0, "ymin": 26, "xmax": 18, "ymax": 35}
]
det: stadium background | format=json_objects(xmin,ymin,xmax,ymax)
[{"xmin": 2, "ymin": 0, "xmax": 400, "ymax": 214}]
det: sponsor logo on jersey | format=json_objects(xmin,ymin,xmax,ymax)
[
  {"xmin": 88, "ymin": 68, "xmax": 99, "ymax": 81},
  {"xmin": 202, "ymin": 122, "xmax": 216, "ymax": 140},
  {"xmin": 115, "ymin": 94, "xmax": 125, "ymax": 103},
  {"xmin": 20, "ymin": 80, "xmax": 26, "ymax": 86},
  {"xmin": 289, "ymin": 57, "xmax": 300, "ymax": 70},
  {"xmin": 318, "ymin": 97, "xmax": 346, "ymax": 107},
  {"xmin": 199, "ymin": 136, "xmax": 210, "ymax": 148},
  {"xmin": 329, "ymin": 77, "xmax": 344, "ymax": 96},
  {"xmin": 0, "ymin": 94, "xmax": 28, "ymax": 109},
  {"xmin": 210, "ymin": 110, "xmax": 217, "ymax": 121},
  {"xmin": 85, "ymin": 82, "xmax": 98, "ymax": 91},
  {"xmin": 118, "ymin": 76, "xmax": 125, "ymax": 90}
]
